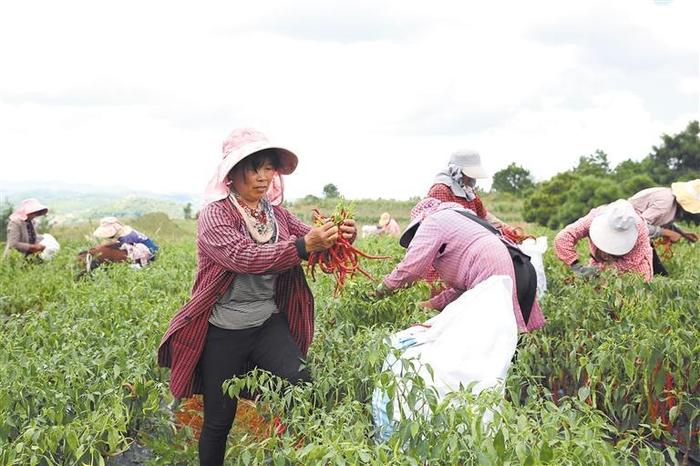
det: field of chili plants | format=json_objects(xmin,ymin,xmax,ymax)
[{"xmin": 0, "ymin": 228, "xmax": 698, "ymax": 465}]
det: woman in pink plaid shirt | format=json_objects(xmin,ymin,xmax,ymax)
[{"xmin": 554, "ymin": 200, "xmax": 653, "ymax": 282}]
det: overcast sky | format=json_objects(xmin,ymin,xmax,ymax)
[{"xmin": 1, "ymin": 0, "xmax": 698, "ymax": 202}]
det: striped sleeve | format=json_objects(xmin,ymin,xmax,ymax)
[
  {"xmin": 383, "ymin": 216, "xmax": 443, "ymax": 290},
  {"xmin": 429, "ymin": 287, "xmax": 464, "ymax": 311},
  {"xmin": 279, "ymin": 208, "xmax": 312, "ymax": 238},
  {"xmin": 554, "ymin": 211, "xmax": 595, "ymax": 266},
  {"xmin": 198, "ymin": 203, "xmax": 301, "ymax": 274}
]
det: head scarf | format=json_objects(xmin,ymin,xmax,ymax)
[{"xmin": 433, "ymin": 164, "xmax": 477, "ymax": 201}]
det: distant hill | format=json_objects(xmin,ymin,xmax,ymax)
[{"xmin": 0, "ymin": 180, "xmax": 200, "ymax": 224}]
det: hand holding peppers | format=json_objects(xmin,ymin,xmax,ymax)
[
  {"xmin": 304, "ymin": 221, "xmax": 339, "ymax": 253},
  {"xmin": 307, "ymin": 204, "xmax": 389, "ymax": 296}
]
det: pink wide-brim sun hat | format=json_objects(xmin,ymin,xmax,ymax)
[
  {"xmin": 204, "ymin": 128, "xmax": 298, "ymax": 204},
  {"xmin": 9, "ymin": 198, "xmax": 48, "ymax": 222}
]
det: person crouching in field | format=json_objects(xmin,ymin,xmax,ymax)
[
  {"xmin": 554, "ymin": 199, "xmax": 653, "ymax": 282},
  {"xmin": 93, "ymin": 217, "xmax": 159, "ymax": 267},
  {"xmin": 3, "ymin": 198, "xmax": 49, "ymax": 259},
  {"xmin": 628, "ymin": 179, "xmax": 700, "ymax": 276},
  {"xmin": 157, "ymin": 128, "xmax": 356, "ymax": 466},
  {"xmin": 424, "ymin": 150, "xmax": 525, "ymax": 297},
  {"xmin": 373, "ymin": 197, "xmax": 545, "ymax": 333},
  {"xmin": 76, "ymin": 217, "xmax": 159, "ymax": 273},
  {"xmin": 377, "ymin": 212, "xmax": 401, "ymax": 237}
]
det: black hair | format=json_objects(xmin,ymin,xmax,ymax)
[{"xmin": 237, "ymin": 149, "xmax": 281, "ymax": 173}]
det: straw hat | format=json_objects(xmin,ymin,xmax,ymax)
[
  {"xmin": 93, "ymin": 217, "xmax": 130, "ymax": 239},
  {"xmin": 589, "ymin": 200, "xmax": 639, "ymax": 256},
  {"xmin": 378, "ymin": 212, "xmax": 391, "ymax": 227},
  {"xmin": 671, "ymin": 179, "xmax": 700, "ymax": 214}
]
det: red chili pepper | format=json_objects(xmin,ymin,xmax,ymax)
[{"xmin": 307, "ymin": 205, "xmax": 392, "ymax": 296}]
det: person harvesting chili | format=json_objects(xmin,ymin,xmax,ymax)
[
  {"xmin": 157, "ymin": 128, "xmax": 356, "ymax": 466},
  {"xmin": 628, "ymin": 179, "xmax": 700, "ymax": 275},
  {"xmin": 554, "ymin": 199, "xmax": 653, "ymax": 282},
  {"xmin": 373, "ymin": 198, "xmax": 545, "ymax": 333},
  {"xmin": 423, "ymin": 150, "xmax": 523, "ymax": 295},
  {"xmin": 3, "ymin": 198, "xmax": 49, "ymax": 258}
]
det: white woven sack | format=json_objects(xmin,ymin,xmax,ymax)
[
  {"xmin": 372, "ymin": 275, "xmax": 518, "ymax": 441},
  {"xmin": 39, "ymin": 234, "xmax": 60, "ymax": 261}
]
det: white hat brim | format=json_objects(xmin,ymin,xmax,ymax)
[
  {"xmin": 461, "ymin": 165, "xmax": 489, "ymax": 179},
  {"xmin": 589, "ymin": 214, "xmax": 638, "ymax": 256}
]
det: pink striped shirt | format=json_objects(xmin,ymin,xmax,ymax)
[
  {"xmin": 157, "ymin": 198, "xmax": 314, "ymax": 398},
  {"xmin": 553, "ymin": 206, "xmax": 653, "ymax": 282},
  {"xmin": 383, "ymin": 206, "xmax": 545, "ymax": 332}
]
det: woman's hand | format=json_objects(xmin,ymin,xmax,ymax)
[
  {"xmin": 685, "ymin": 231, "xmax": 699, "ymax": 242},
  {"xmin": 304, "ymin": 221, "xmax": 339, "ymax": 253},
  {"xmin": 372, "ymin": 282, "xmax": 393, "ymax": 300},
  {"xmin": 28, "ymin": 243, "xmax": 45, "ymax": 254},
  {"xmin": 339, "ymin": 219, "xmax": 356, "ymax": 240}
]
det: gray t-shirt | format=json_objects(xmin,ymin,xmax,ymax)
[{"xmin": 209, "ymin": 273, "xmax": 278, "ymax": 329}]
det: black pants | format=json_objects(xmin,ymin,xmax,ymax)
[
  {"xmin": 198, "ymin": 313, "xmax": 311, "ymax": 466},
  {"xmin": 651, "ymin": 245, "xmax": 669, "ymax": 276}
]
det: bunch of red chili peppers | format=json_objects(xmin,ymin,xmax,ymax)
[
  {"xmin": 500, "ymin": 225, "xmax": 534, "ymax": 244},
  {"xmin": 307, "ymin": 205, "xmax": 390, "ymax": 296}
]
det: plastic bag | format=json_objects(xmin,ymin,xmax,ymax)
[
  {"xmin": 39, "ymin": 234, "xmax": 60, "ymax": 261},
  {"xmin": 519, "ymin": 236, "xmax": 548, "ymax": 298},
  {"xmin": 372, "ymin": 275, "xmax": 518, "ymax": 442}
]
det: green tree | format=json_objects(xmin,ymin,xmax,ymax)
[
  {"xmin": 491, "ymin": 163, "xmax": 534, "ymax": 194},
  {"xmin": 183, "ymin": 202, "xmax": 193, "ymax": 220},
  {"xmin": 575, "ymin": 150, "xmax": 611, "ymax": 177},
  {"xmin": 0, "ymin": 202, "xmax": 13, "ymax": 242},
  {"xmin": 646, "ymin": 120, "xmax": 700, "ymax": 184},
  {"xmin": 323, "ymin": 183, "xmax": 340, "ymax": 199}
]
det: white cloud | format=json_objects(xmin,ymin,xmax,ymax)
[{"xmin": 0, "ymin": 0, "xmax": 698, "ymax": 205}]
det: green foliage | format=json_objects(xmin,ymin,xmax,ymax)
[
  {"xmin": 646, "ymin": 120, "xmax": 700, "ymax": 184},
  {"xmin": 523, "ymin": 121, "xmax": 700, "ymax": 229},
  {"xmin": 322, "ymin": 184, "xmax": 341, "ymax": 199},
  {"xmin": 492, "ymin": 163, "xmax": 534, "ymax": 194},
  {"xmin": 1, "ymin": 222, "xmax": 698, "ymax": 464},
  {"xmin": 576, "ymin": 150, "xmax": 611, "ymax": 177}
]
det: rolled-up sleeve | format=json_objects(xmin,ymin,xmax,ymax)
[{"xmin": 383, "ymin": 217, "xmax": 443, "ymax": 290}]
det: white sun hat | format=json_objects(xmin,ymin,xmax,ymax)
[
  {"xmin": 589, "ymin": 199, "xmax": 640, "ymax": 256},
  {"xmin": 450, "ymin": 150, "xmax": 488, "ymax": 179}
]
